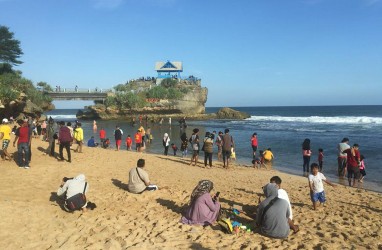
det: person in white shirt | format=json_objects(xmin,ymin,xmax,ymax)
[
  {"xmin": 57, "ymin": 174, "xmax": 89, "ymax": 212},
  {"xmin": 308, "ymin": 163, "xmax": 336, "ymax": 210},
  {"xmin": 270, "ymin": 176, "xmax": 293, "ymax": 220}
]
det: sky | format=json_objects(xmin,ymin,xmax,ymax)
[{"xmin": 1, "ymin": 0, "xmax": 381, "ymax": 108}]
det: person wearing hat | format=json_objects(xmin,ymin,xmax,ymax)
[
  {"xmin": 0, "ymin": 118, "xmax": 12, "ymax": 161},
  {"xmin": 13, "ymin": 119, "xmax": 31, "ymax": 169}
]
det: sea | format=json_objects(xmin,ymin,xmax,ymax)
[{"xmin": 45, "ymin": 105, "xmax": 382, "ymax": 192}]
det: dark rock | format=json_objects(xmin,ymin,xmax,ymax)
[{"xmin": 216, "ymin": 107, "xmax": 250, "ymax": 120}]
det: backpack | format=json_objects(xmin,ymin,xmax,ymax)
[{"xmin": 65, "ymin": 182, "xmax": 87, "ymax": 212}]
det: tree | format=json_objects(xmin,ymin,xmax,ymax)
[
  {"xmin": 0, "ymin": 26, "xmax": 23, "ymax": 65},
  {"xmin": 37, "ymin": 81, "xmax": 53, "ymax": 92}
]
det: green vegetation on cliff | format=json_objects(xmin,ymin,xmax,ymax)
[
  {"xmin": 105, "ymin": 78, "xmax": 190, "ymax": 110},
  {"xmin": 0, "ymin": 25, "xmax": 54, "ymax": 116}
]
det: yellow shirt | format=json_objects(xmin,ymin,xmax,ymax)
[
  {"xmin": 74, "ymin": 127, "xmax": 84, "ymax": 141},
  {"xmin": 0, "ymin": 124, "xmax": 11, "ymax": 140},
  {"xmin": 263, "ymin": 150, "xmax": 274, "ymax": 161}
]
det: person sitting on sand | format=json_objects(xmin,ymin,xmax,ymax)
[
  {"xmin": 256, "ymin": 183, "xmax": 299, "ymax": 239},
  {"xmin": 128, "ymin": 159, "xmax": 158, "ymax": 194},
  {"xmin": 181, "ymin": 180, "xmax": 220, "ymax": 225},
  {"xmin": 309, "ymin": 163, "xmax": 336, "ymax": 210},
  {"xmin": 57, "ymin": 174, "xmax": 89, "ymax": 212},
  {"xmin": 270, "ymin": 176, "xmax": 293, "ymax": 221},
  {"xmin": 87, "ymin": 136, "xmax": 98, "ymax": 147}
]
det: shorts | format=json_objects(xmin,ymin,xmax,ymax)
[
  {"xmin": 222, "ymin": 150, "xmax": 231, "ymax": 159},
  {"xmin": 116, "ymin": 140, "xmax": 122, "ymax": 146},
  {"xmin": 2, "ymin": 139, "xmax": 10, "ymax": 150},
  {"xmin": 192, "ymin": 150, "xmax": 199, "ymax": 157},
  {"xmin": 347, "ymin": 166, "xmax": 360, "ymax": 179},
  {"xmin": 311, "ymin": 191, "xmax": 326, "ymax": 203},
  {"xmin": 136, "ymin": 143, "xmax": 141, "ymax": 149},
  {"xmin": 252, "ymin": 146, "xmax": 258, "ymax": 152},
  {"xmin": 217, "ymin": 146, "xmax": 222, "ymax": 153},
  {"xmin": 360, "ymin": 169, "xmax": 366, "ymax": 177}
]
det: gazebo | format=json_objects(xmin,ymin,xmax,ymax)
[{"xmin": 155, "ymin": 61, "xmax": 183, "ymax": 79}]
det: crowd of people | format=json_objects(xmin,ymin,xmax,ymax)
[{"xmin": 0, "ymin": 114, "xmax": 370, "ymax": 239}]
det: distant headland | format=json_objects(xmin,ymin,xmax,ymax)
[{"xmin": 76, "ymin": 61, "xmax": 249, "ymax": 121}]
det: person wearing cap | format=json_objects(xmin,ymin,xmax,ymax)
[
  {"xmin": 13, "ymin": 119, "xmax": 32, "ymax": 169},
  {"xmin": 0, "ymin": 118, "xmax": 12, "ymax": 161}
]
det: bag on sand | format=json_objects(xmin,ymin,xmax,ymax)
[{"xmin": 65, "ymin": 182, "xmax": 87, "ymax": 211}]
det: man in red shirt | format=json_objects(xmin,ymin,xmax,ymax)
[
  {"xmin": 343, "ymin": 144, "xmax": 360, "ymax": 187},
  {"xmin": 134, "ymin": 130, "xmax": 142, "ymax": 152},
  {"xmin": 13, "ymin": 119, "xmax": 32, "ymax": 169},
  {"xmin": 99, "ymin": 128, "xmax": 106, "ymax": 145}
]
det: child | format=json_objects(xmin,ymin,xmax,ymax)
[
  {"xmin": 180, "ymin": 134, "xmax": 188, "ymax": 158},
  {"xmin": 125, "ymin": 135, "xmax": 132, "ymax": 150},
  {"xmin": 252, "ymin": 158, "xmax": 261, "ymax": 169},
  {"xmin": 359, "ymin": 155, "xmax": 366, "ymax": 182},
  {"xmin": 318, "ymin": 148, "xmax": 324, "ymax": 172},
  {"xmin": 171, "ymin": 143, "xmax": 178, "ymax": 156},
  {"xmin": 230, "ymin": 146, "xmax": 236, "ymax": 161},
  {"xmin": 308, "ymin": 163, "xmax": 336, "ymax": 210}
]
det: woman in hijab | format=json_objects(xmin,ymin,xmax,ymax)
[
  {"xmin": 181, "ymin": 180, "xmax": 220, "ymax": 225},
  {"xmin": 163, "ymin": 133, "xmax": 170, "ymax": 155}
]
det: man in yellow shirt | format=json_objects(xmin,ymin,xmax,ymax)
[
  {"xmin": 0, "ymin": 118, "xmax": 12, "ymax": 160},
  {"xmin": 74, "ymin": 123, "xmax": 84, "ymax": 153},
  {"xmin": 263, "ymin": 148, "xmax": 274, "ymax": 168}
]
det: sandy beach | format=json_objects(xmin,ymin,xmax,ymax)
[{"xmin": 0, "ymin": 137, "xmax": 381, "ymax": 250}]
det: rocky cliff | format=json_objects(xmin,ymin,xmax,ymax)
[
  {"xmin": 0, "ymin": 93, "xmax": 54, "ymax": 120},
  {"xmin": 77, "ymin": 80, "xmax": 208, "ymax": 120}
]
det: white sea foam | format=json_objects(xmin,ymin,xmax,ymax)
[
  {"xmin": 48, "ymin": 115, "xmax": 77, "ymax": 120},
  {"xmin": 247, "ymin": 116, "xmax": 382, "ymax": 125}
]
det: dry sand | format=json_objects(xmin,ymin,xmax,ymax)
[{"xmin": 0, "ymin": 137, "xmax": 382, "ymax": 249}]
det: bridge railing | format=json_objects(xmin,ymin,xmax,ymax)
[{"xmin": 48, "ymin": 88, "xmax": 112, "ymax": 93}]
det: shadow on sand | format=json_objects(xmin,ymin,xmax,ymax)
[{"xmin": 111, "ymin": 178, "xmax": 129, "ymax": 191}]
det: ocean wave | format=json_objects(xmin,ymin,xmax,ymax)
[
  {"xmin": 48, "ymin": 115, "xmax": 77, "ymax": 120},
  {"xmin": 247, "ymin": 116, "xmax": 382, "ymax": 125}
]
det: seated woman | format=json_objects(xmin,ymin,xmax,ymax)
[{"xmin": 181, "ymin": 180, "xmax": 220, "ymax": 225}]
